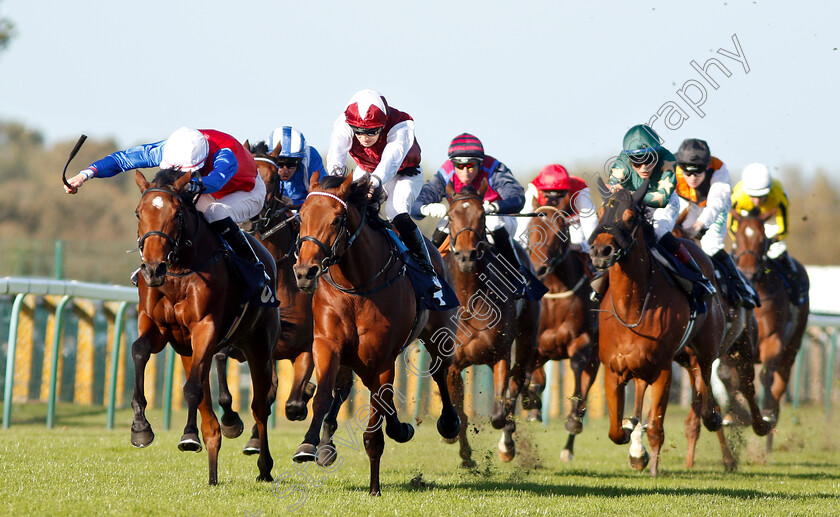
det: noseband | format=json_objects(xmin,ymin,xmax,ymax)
[
  {"xmin": 447, "ymin": 193, "xmax": 488, "ymax": 255},
  {"xmin": 529, "ymin": 206, "xmax": 572, "ymax": 278},
  {"xmin": 137, "ymin": 187, "xmax": 198, "ymax": 267},
  {"xmin": 252, "ymin": 153, "xmax": 299, "ymax": 239},
  {"xmin": 296, "ymin": 191, "xmax": 367, "ymax": 271}
]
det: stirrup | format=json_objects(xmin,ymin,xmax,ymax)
[
  {"xmin": 589, "ymin": 291, "xmax": 603, "ymax": 303},
  {"xmin": 130, "ymin": 268, "xmax": 140, "ymax": 287}
]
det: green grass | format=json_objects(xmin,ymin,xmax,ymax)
[{"xmin": 0, "ymin": 402, "xmax": 838, "ymax": 516}]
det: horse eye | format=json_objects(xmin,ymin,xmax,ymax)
[
  {"xmin": 135, "ymin": 211, "xmax": 140, "ymax": 219},
  {"xmin": 331, "ymin": 216, "xmax": 341, "ymax": 226}
]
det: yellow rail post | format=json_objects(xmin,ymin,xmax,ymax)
[
  {"xmin": 12, "ymin": 295, "xmax": 36, "ymax": 403},
  {"xmin": 73, "ymin": 300, "xmax": 96, "ymax": 405},
  {"xmin": 41, "ymin": 296, "xmax": 65, "ymax": 402}
]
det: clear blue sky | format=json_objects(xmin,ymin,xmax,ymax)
[{"xmin": 1, "ymin": 0, "xmax": 836, "ymax": 181}]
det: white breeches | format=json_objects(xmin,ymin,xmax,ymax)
[
  {"xmin": 196, "ymin": 174, "xmax": 266, "ymax": 224},
  {"xmin": 353, "ymin": 168, "xmax": 423, "ymax": 221},
  {"xmin": 645, "ymin": 191, "xmax": 680, "ymax": 240},
  {"xmin": 677, "ymin": 198, "xmax": 726, "ymax": 255}
]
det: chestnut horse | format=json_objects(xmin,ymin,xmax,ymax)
[
  {"xmin": 521, "ymin": 205, "xmax": 599, "ymax": 462},
  {"xmin": 730, "ymin": 209, "xmax": 810, "ymax": 451},
  {"xmin": 131, "ymin": 169, "xmax": 279, "ymax": 485},
  {"xmin": 214, "ymin": 141, "xmax": 316, "ymax": 453},
  {"xmin": 588, "ymin": 177, "xmax": 725, "ymax": 475},
  {"xmin": 292, "ymin": 173, "xmax": 460, "ymax": 496},
  {"xmin": 443, "ymin": 182, "xmax": 541, "ymax": 466}
]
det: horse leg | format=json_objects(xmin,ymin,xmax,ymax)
[
  {"xmin": 130, "ymin": 331, "xmax": 165, "ymax": 448},
  {"xmin": 759, "ymin": 335, "xmax": 783, "ymax": 427},
  {"xmin": 562, "ymin": 345, "xmax": 600, "ymax": 462},
  {"xmin": 214, "ymin": 347, "xmax": 244, "ymax": 439},
  {"xmin": 683, "ymin": 360, "xmax": 702, "ymax": 469},
  {"xmin": 490, "ymin": 359, "xmax": 512, "ymax": 430},
  {"xmin": 604, "ymin": 368, "xmax": 631, "ymax": 445},
  {"xmin": 179, "ymin": 347, "xmax": 210, "ymax": 453},
  {"xmin": 286, "ymin": 352, "xmax": 315, "ymax": 421},
  {"xmin": 692, "ymin": 346, "xmax": 724, "ymax": 433},
  {"xmin": 317, "ymin": 366, "xmax": 354, "ymax": 467},
  {"xmin": 565, "ymin": 340, "xmax": 591, "ymax": 435},
  {"xmin": 428, "ymin": 355, "xmax": 461, "ymax": 440},
  {"xmin": 196, "ymin": 364, "xmax": 222, "ymax": 485},
  {"xmin": 363, "ymin": 405, "xmax": 386, "ymax": 496},
  {"xmin": 243, "ymin": 345, "xmax": 275, "ymax": 482},
  {"xmin": 294, "ymin": 346, "xmax": 339, "ymax": 463},
  {"xmin": 376, "ymin": 369, "xmax": 415, "ymax": 444},
  {"xmin": 644, "ymin": 367, "xmax": 672, "ymax": 476},
  {"xmin": 447, "ymin": 365, "xmax": 474, "ymax": 467},
  {"xmin": 628, "ymin": 378, "xmax": 650, "ymax": 471},
  {"xmin": 243, "ymin": 359, "xmax": 278, "ymax": 455},
  {"xmin": 523, "ymin": 362, "xmax": 546, "ymax": 422},
  {"xmin": 731, "ymin": 330, "xmax": 772, "ymax": 437}
]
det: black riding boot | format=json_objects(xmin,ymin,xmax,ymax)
[
  {"xmin": 392, "ymin": 214, "xmax": 444, "ymax": 294},
  {"xmin": 713, "ymin": 249, "xmax": 757, "ymax": 309},
  {"xmin": 659, "ymin": 233, "xmax": 716, "ymax": 301},
  {"xmin": 774, "ymin": 251, "xmax": 803, "ymax": 305},
  {"xmin": 491, "ymin": 227, "xmax": 528, "ymax": 299},
  {"xmin": 210, "ymin": 217, "xmax": 270, "ymax": 285},
  {"xmin": 431, "ymin": 228, "xmax": 448, "ymax": 248}
]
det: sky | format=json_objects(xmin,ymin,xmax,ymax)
[{"xmin": 0, "ymin": 0, "xmax": 837, "ymax": 182}]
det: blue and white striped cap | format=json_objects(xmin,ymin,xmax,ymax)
[{"xmin": 268, "ymin": 126, "xmax": 306, "ymax": 159}]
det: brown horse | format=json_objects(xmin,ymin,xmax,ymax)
[
  {"xmin": 292, "ymin": 173, "xmax": 460, "ymax": 496},
  {"xmin": 730, "ymin": 209, "xmax": 810, "ymax": 451},
  {"xmin": 588, "ymin": 177, "xmax": 725, "ymax": 475},
  {"xmin": 214, "ymin": 141, "xmax": 316, "ymax": 453},
  {"xmin": 131, "ymin": 169, "xmax": 279, "ymax": 485},
  {"xmin": 443, "ymin": 181, "xmax": 541, "ymax": 466},
  {"xmin": 521, "ymin": 205, "xmax": 599, "ymax": 462},
  {"xmin": 670, "ymin": 210, "xmax": 771, "ymax": 469}
]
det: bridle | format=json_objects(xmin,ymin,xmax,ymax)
[
  {"xmin": 731, "ymin": 217, "xmax": 772, "ymax": 279},
  {"xmin": 528, "ymin": 206, "xmax": 572, "ymax": 279},
  {"xmin": 251, "ymin": 153, "xmax": 298, "ymax": 240},
  {"xmin": 296, "ymin": 191, "xmax": 367, "ymax": 272},
  {"xmin": 136, "ymin": 187, "xmax": 200, "ymax": 268},
  {"xmin": 447, "ymin": 192, "xmax": 489, "ymax": 256}
]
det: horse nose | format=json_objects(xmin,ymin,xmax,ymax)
[
  {"xmin": 590, "ymin": 243, "xmax": 613, "ymax": 260},
  {"xmin": 535, "ymin": 265, "xmax": 548, "ymax": 277},
  {"xmin": 294, "ymin": 264, "xmax": 321, "ymax": 282}
]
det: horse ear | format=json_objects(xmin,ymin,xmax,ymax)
[
  {"xmin": 478, "ymin": 178, "xmax": 488, "ymax": 197},
  {"xmin": 531, "ymin": 194, "xmax": 540, "ymax": 210},
  {"xmin": 336, "ymin": 172, "xmax": 354, "ymax": 197},
  {"xmin": 729, "ymin": 207, "xmax": 743, "ymax": 222},
  {"xmin": 135, "ymin": 170, "xmax": 150, "ymax": 192},
  {"xmin": 445, "ymin": 181, "xmax": 456, "ymax": 201},
  {"xmin": 309, "ymin": 170, "xmax": 321, "ymax": 191},
  {"xmin": 760, "ymin": 207, "xmax": 777, "ymax": 223},
  {"xmin": 270, "ymin": 141, "xmax": 282, "ymax": 157},
  {"xmin": 632, "ymin": 178, "xmax": 650, "ymax": 205},
  {"xmin": 243, "ymin": 139, "xmax": 250, "ymax": 152},
  {"xmin": 173, "ymin": 171, "xmax": 193, "ymax": 191}
]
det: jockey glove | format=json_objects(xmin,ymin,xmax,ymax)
[
  {"xmin": 483, "ymin": 201, "xmax": 499, "ymax": 214},
  {"xmin": 420, "ymin": 203, "xmax": 448, "ymax": 218}
]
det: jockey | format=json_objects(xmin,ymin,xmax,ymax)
[
  {"xmin": 65, "ymin": 127, "xmax": 270, "ymax": 288},
  {"xmin": 411, "ymin": 133, "xmax": 546, "ymax": 300},
  {"xmin": 325, "ymin": 88, "xmax": 444, "ymax": 299},
  {"xmin": 674, "ymin": 138, "xmax": 758, "ymax": 309},
  {"xmin": 514, "ymin": 163, "xmax": 598, "ymax": 254},
  {"xmin": 590, "ymin": 123, "xmax": 716, "ymax": 305},
  {"xmin": 729, "ymin": 163, "xmax": 803, "ymax": 305},
  {"xmin": 265, "ymin": 126, "xmax": 325, "ymax": 209}
]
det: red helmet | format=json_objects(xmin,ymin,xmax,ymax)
[
  {"xmin": 533, "ymin": 164, "xmax": 571, "ymax": 191},
  {"xmin": 344, "ymin": 89, "xmax": 388, "ymax": 129}
]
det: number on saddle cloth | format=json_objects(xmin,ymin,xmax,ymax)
[
  {"xmin": 385, "ymin": 228, "xmax": 460, "ymax": 311},
  {"xmin": 223, "ymin": 242, "xmax": 279, "ymax": 308}
]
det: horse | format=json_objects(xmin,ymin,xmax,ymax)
[
  {"xmin": 130, "ymin": 169, "xmax": 279, "ymax": 485},
  {"xmin": 213, "ymin": 141, "xmax": 316, "ymax": 453},
  {"xmin": 443, "ymin": 181, "xmax": 541, "ymax": 466},
  {"xmin": 520, "ymin": 204, "xmax": 599, "ymax": 462},
  {"xmin": 291, "ymin": 172, "xmax": 460, "ymax": 496},
  {"xmin": 730, "ymin": 209, "xmax": 810, "ymax": 451},
  {"xmin": 588, "ymin": 177, "xmax": 725, "ymax": 476},
  {"xmin": 671, "ymin": 209, "xmax": 772, "ymax": 470}
]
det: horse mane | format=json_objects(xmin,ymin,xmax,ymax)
[
  {"xmin": 251, "ymin": 141, "xmax": 270, "ymax": 155},
  {"xmin": 318, "ymin": 174, "xmax": 385, "ymax": 214},
  {"xmin": 151, "ymin": 168, "xmax": 197, "ymax": 205},
  {"xmin": 457, "ymin": 185, "xmax": 480, "ymax": 198}
]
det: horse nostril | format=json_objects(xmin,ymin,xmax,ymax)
[
  {"xmin": 305, "ymin": 265, "xmax": 320, "ymax": 280},
  {"xmin": 468, "ymin": 250, "xmax": 477, "ymax": 261},
  {"xmin": 154, "ymin": 263, "xmax": 167, "ymax": 277},
  {"xmin": 536, "ymin": 266, "xmax": 547, "ymax": 277}
]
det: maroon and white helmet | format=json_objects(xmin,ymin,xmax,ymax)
[{"xmin": 344, "ymin": 89, "xmax": 388, "ymax": 128}]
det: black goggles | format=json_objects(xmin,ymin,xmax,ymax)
[
  {"xmin": 350, "ymin": 125, "xmax": 384, "ymax": 136},
  {"xmin": 277, "ymin": 159, "xmax": 301, "ymax": 169},
  {"xmin": 680, "ymin": 165, "xmax": 707, "ymax": 177}
]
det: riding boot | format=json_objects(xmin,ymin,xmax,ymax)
[
  {"xmin": 491, "ymin": 227, "xmax": 528, "ymax": 299},
  {"xmin": 431, "ymin": 228, "xmax": 448, "ymax": 249},
  {"xmin": 659, "ymin": 233, "xmax": 715, "ymax": 301},
  {"xmin": 713, "ymin": 249, "xmax": 756, "ymax": 309},
  {"xmin": 774, "ymin": 251, "xmax": 803, "ymax": 305},
  {"xmin": 392, "ymin": 214, "xmax": 444, "ymax": 294},
  {"xmin": 589, "ymin": 271, "xmax": 608, "ymax": 303},
  {"xmin": 210, "ymin": 217, "xmax": 271, "ymax": 286}
]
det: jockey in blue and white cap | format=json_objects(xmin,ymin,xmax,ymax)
[{"xmin": 266, "ymin": 126, "xmax": 325, "ymax": 209}]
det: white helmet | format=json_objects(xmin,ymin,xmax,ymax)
[
  {"xmin": 268, "ymin": 126, "xmax": 306, "ymax": 160},
  {"xmin": 741, "ymin": 162, "xmax": 772, "ymax": 197},
  {"xmin": 160, "ymin": 127, "xmax": 209, "ymax": 172}
]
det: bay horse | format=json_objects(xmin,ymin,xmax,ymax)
[
  {"xmin": 131, "ymin": 169, "xmax": 279, "ymax": 485},
  {"xmin": 521, "ymin": 204, "xmax": 599, "ymax": 462},
  {"xmin": 214, "ymin": 141, "xmax": 316, "ymax": 453},
  {"xmin": 671, "ymin": 210, "xmax": 771, "ymax": 470},
  {"xmin": 588, "ymin": 177, "xmax": 725, "ymax": 476},
  {"xmin": 730, "ymin": 209, "xmax": 810, "ymax": 451},
  {"xmin": 443, "ymin": 181, "xmax": 541, "ymax": 467},
  {"xmin": 292, "ymin": 173, "xmax": 460, "ymax": 496}
]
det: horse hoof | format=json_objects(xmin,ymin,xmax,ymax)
[
  {"xmin": 753, "ymin": 419, "xmax": 772, "ymax": 437},
  {"xmin": 460, "ymin": 459, "xmax": 477, "ymax": 468},
  {"xmin": 437, "ymin": 413, "xmax": 461, "ymax": 440},
  {"xmin": 704, "ymin": 412, "xmax": 723, "ymax": 432},
  {"xmin": 724, "ymin": 459, "xmax": 738, "ymax": 472},
  {"xmin": 497, "ymin": 445, "xmax": 516, "ymax": 463},
  {"xmin": 564, "ymin": 418, "xmax": 583, "ymax": 435},
  {"xmin": 387, "ymin": 422, "xmax": 415, "ymax": 443},
  {"xmin": 220, "ymin": 413, "xmax": 244, "ymax": 439},
  {"xmin": 242, "ymin": 438, "xmax": 260, "ymax": 456},
  {"xmin": 130, "ymin": 428, "xmax": 155, "ymax": 448},
  {"xmin": 525, "ymin": 410, "xmax": 543, "ymax": 423},
  {"xmin": 629, "ymin": 450, "xmax": 650, "ymax": 471},
  {"xmin": 178, "ymin": 434, "xmax": 202, "ymax": 453},
  {"xmin": 560, "ymin": 449, "xmax": 574, "ymax": 462},
  {"xmin": 760, "ymin": 410, "xmax": 778, "ymax": 425},
  {"xmin": 442, "ymin": 436, "xmax": 458, "ymax": 445},
  {"xmin": 293, "ymin": 443, "xmax": 317, "ymax": 463},
  {"xmin": 399, "ymin": 423, "xmax": 415, "ymax": 443},
  {"xmin": 316, "ymin": 444, "xmax": 338, "ymax": 467}
]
